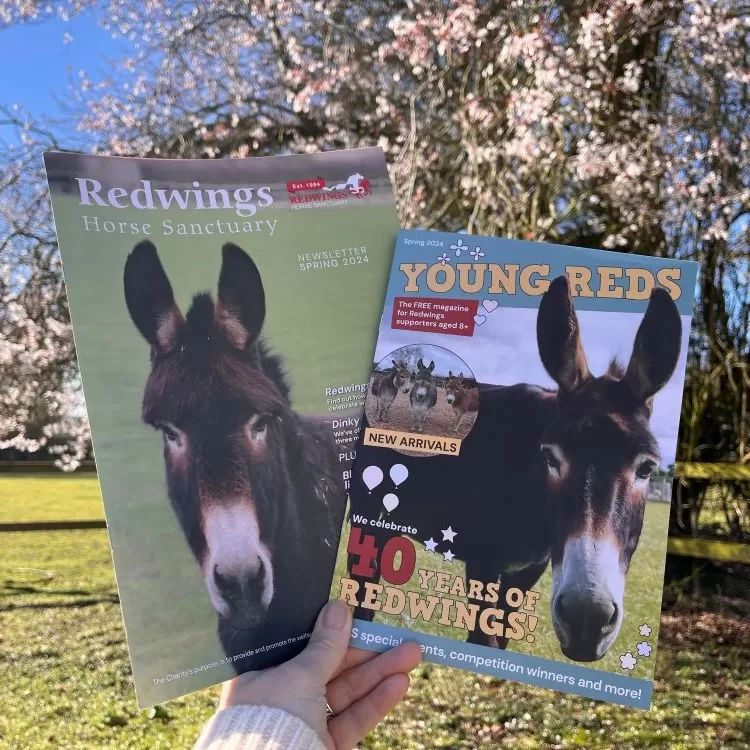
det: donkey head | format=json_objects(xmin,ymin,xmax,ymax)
[
  {"xmin": 445, "ymin": 371, "xmax": 465, "ymax": 405},
  {"xmin": 391, "ymin": 360, "xmax": 413, "ymax": 393},
  {"xmin": 536, "ymin": 275, "xmax": 681, "ymax": 662},
  {"xmin": 125, "ymin": 240, "xmax": 289, "ymax": 630},
  {"xmin": 411, "ymin": 359, "xmax": 435, "ymax": 400}
]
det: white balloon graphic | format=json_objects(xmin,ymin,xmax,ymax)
[
  {"xmin": 383, "ymin": 493, "xmax": 399, "ymax": 513},
  {"xmin": 390, "ymin": 463, "xmax": 409, "ymax": 487},
  {"xmin": 362, "ymin": 466, "xmax": 384, "ymax": 492}
]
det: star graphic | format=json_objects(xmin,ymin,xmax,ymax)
[
  {"xmin": 441, "ymin": 526, "xmax": 457, "ymax": 542},
  {"xmin": 619, "ymin": 652, "xmax": 637, "ymax": 671},
  {"xmin": 424, "ymin": 537, "xmax": 438, "ymax": 552},
  {"xmin": 636, "ymin": 641, "xmax": 653, "ymax": 657},
  {"xmin": 638, "ymin": 623, "xmax": 652, "ymax": 637},
  {"xmin": 443, "ymin": 549, "xmax": 455, "ymax": 562}
]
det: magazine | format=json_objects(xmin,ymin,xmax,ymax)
[
  {"xmin": 330, "ymin": 229, "xmax": 698, "ymax": 709},
  {"xmin": 43, "ymin": 148, "xmax": 398, "ymax": 706}
]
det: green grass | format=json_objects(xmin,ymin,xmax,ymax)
[
  {"xmin": 0, "ymin": 476, "xmax": 104, "ymax": 522},
  {"xmin": 1, "ymin": 527, "xmax": 217, "ymax": 749},
  {"xmin": 1, "ymin": 477, "xmax": 748, "ymax": 748}
]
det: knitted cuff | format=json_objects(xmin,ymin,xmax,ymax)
[{"xmin": 194, "ymin": 705, "xmax": 327, "ymax": 750}]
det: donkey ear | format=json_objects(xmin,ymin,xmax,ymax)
[
  {"xmin": 428, "ymin": 361, "xmax": 435, "ymax": 372},
  {"xmin": 449, "ymin": 370, "xmax": 453, "ymax": 377},
  {"xmin": 537, "ymin": 275, "xmax": 590, "ymax": 391},
  {"xmin": 124, "ymin": 240, "xmax": 183, "ymax": 353},
  {"xmin": 625, "ymin": 287, "xmax": 682, "ymax": 408},
  {"xmin": 417, "ymin": 358, "xmax": 424, "ymax": 369},
  {"xmin": 392, "ymin": 360, "xmax": 398, "ymax": 368},
  {"xmin": 216, "ymin": 243, "xmax": 266, "ymax": 350}
]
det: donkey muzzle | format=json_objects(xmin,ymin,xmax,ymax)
[
  {"xmin": 213, "ymin": 562, "xmax": 269, "ymax": 628},
  {"xmin": 202, "ymin": 504, "xmax": 275, "ymax": 628},
  {"xmin": 552, "ymin": 586, "xmax": 618, "ymax": 661},
  {"xmin": 550, "ymin": 536, "xmax": 625, "ymax": 661}
]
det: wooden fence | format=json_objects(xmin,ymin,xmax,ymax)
[{"xmin": 668, "ymin": 462, "xmax": 749, "ymax": 564}]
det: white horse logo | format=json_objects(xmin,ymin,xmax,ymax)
[{"xmin": 323, "ymin": 173, "xmax": 367, "ymax": 195}]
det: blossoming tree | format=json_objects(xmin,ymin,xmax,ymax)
[{"xmin": 0, "ymin": 0, "xmax": 748, "ymax": 482}]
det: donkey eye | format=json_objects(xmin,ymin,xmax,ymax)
[
  {"xmin": 156, "ymin": 423, "xmax": 183, "ymax": 447},
  {"xmin": 541, "ymin": 444, "xmax": 563, "ymax": 474},
  {"xmin": 247, "ymin": 415, "xmax": 270, "ymax": 440},
  {"xmin": 635, "ymin": 459, "xmax": 656, "ymax": 479}
]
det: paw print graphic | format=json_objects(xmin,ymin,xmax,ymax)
[{"xmin": 619, "ymin": 652, "xmax": 637, "ymax": 671}]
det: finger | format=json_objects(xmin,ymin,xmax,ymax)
[
  {"xmin": 327, "ymin": 642, "xmax": 422, "ymax": 714},
  {"xmin": 328, "ymin": 673, "xmax": 410, "ymax": 749},
  {"xmin": 331, "ymin": 647, "xmax": 379, "ymax": 680},
  {"xmin": 290, "ymin": 600, "xmax": 352, "ymax": 684},
  {"xmin": 337, "ymin": 640, "xmax": 422, "ymax": 677}
]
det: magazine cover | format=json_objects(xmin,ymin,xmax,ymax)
[
  {"xmin": 43, "ymin": 149, "xmax": 398, "ymax": 706},
  {"xmin": 331, "ymin": 229, "xmax": 698, "ymax": 709}
]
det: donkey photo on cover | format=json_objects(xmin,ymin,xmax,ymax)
[
  {"xmin": 445, "ymin": 371, "xmax": 479, "ymax": 434},
  {"xmin": 409, "ymin": 358, "xmax": 438, "ymax": 433},
  {"xmin": 371, "ymin": 359, "xmax": 412, "ymax": 423},
  {"xmin": 349, "ymin": 276, "xmax": 682, "ymax": 663},
  {"xmin": 124, "ymin": 240, "xmax": 345, "ymax": 673}
]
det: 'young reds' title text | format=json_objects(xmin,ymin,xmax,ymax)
[{"xmin": 399, "ymin": 261, "xmax": 683, "ymax": 301}]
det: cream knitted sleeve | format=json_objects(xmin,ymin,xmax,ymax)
[{"xmin": 194, "ymin": 705, "xmax": 327, "ymax": 750}]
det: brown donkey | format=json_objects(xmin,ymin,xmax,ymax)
[
  {"xmin": 445, "ymin": 371, "xmax": 479, "ymax": 433},
  {"xmin": 124, "ymin": 241, "xmax": 345, "ymax": 673},
  {"xmin": 349, "ymin": 276, "xmax": 682, "ymax": 662}
]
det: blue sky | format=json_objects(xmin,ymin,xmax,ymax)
[{"xmin": 0, "ymin": 10, "xmax": 123, "ymax": 128}]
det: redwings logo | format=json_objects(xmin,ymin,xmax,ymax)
[{"xmin": 287, "ymin": 173, "xmax": 371, "ymax": 208}]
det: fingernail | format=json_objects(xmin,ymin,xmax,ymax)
[{"xmin": 323, "ymin": 600, "xmax": 349, "ymax": 630}]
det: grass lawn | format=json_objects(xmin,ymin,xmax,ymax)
[
  {"xmin": 0, "ymin": 475, "xmax": 104, "ymax": 522},
  {"xmin": 1, "ymin": 475, "xmax": 748, "ymax": 748}
]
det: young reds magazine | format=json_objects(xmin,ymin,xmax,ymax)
[
  {"xmin": 331, "ymin": 229, "xmax": 698, "ymax": 709},
  {"xmin": 43, "ymin": 149, "xmax": 398, "ymax": 706}
]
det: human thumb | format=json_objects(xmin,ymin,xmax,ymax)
[{"xmin": 293, "ymin": 600, "xmax": 352, "ymax": 684}]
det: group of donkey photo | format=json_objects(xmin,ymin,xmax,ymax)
[
  {"xmin": 366, "ymin": 347, "xmax": 481, "ymax": 439},
  {"xmin": 123, "ymin": 235, "xmax": 685, "ymax": 672}
]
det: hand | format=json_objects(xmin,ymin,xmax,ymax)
[{"xmin": 219, "ymin": 600, "xmax": 422, "ymax": 749}]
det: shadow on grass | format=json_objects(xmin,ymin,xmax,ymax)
[
  {"xmin": 1, "ymin": 583, "xmax": 94, "ymax": 596},
  {"xmin": 1, "ymin": 594, "xmax": 120, "ymax": 611}
]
